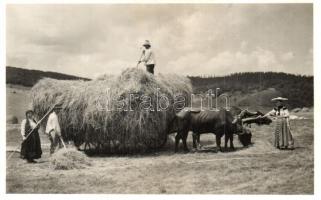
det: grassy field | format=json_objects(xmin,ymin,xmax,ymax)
[
  {"xmin": 6, "ymin": 85, "xmax": 314, "ymax": 194},
  {"xmin": 6, "ymin": 84, "xmax": 31, "ymax": 123}
]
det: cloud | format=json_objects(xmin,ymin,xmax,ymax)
[
  {"xmin": 281, "ymin": 52, "xmax": 294, "ymax": 61},
  {"xmin": 240, "ymin": 41, "xmax": 248, "ymax": 51},
  {"xmin": 305, "ymin": 48, "xmax": 313, "ymax": 69},
  {"xmin": 166, "ymin": 45, "xmax": 288, "ymax": 76},
  {"xmin": 6, "ymin": 4, "xmax": 313, "ymax": 77}
]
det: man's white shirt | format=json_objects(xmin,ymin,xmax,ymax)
[
  {"xmin": 141, "ymin": 48, "xmax": 155, "ymax": 65},
  {"xmin": 45, "ymin": 112, "xmax": 61, "ymax": 136}
]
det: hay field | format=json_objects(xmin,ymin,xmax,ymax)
[
  {"xmin": 6, "ymin": 84, "xmax": 313, "ymax": 194},
  {"xmin": 6, "ymin": 84, "xmax": 31, "ymax": 123}
]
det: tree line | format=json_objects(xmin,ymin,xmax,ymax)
[
  {"xmin": 6, "ymin": 66, "xmax": 90, "ymax": 87},
  {"xmin": 188, "ymin": 72, "xmax": 313, "ymax": 108}
]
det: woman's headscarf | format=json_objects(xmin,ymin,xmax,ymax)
[{"xmin": 25, "ymin": 110, "xmax": 34, "ymax": 117}]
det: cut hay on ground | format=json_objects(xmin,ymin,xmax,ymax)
[
  {"xmin": 31, "ymin": 68, "xmax": 192, "ymax": 154},
  {"xmin": 49, "ymin": 148, "xmax": 91, "ymax": 170},
  {"xmin": 7, "ymin": 115, "xmax": 18, "ymax": 124}
]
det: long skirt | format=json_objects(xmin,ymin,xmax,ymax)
[
  {"xmin": 20, "ymin": 130, "xmax": 42, "ymax": 160},
  {"xmin": 274, "ymin": 118, "xmax": 294, "ymax": 149}
]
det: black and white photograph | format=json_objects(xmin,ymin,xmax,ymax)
[{"xmin": 2, "ymin": 1, "xmax": 318, "ymax": 197}]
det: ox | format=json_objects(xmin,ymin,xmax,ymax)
[
  {"xmin": 169, "ymin": 108, "xmax": 246, "ymax": 152},
  {"xmin": 191, "ymin": 106, "xmax": 271, "ymax": 150},
  {"xmin": 170, "ymin": 106, "xmax": 271, "ymax": 152}
]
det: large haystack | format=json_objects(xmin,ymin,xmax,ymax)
[{"xmin": 31, "ymin": 68, "xmax": 192, "ymax": 153}]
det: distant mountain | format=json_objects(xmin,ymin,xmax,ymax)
[
  {"xmin": 6, "ymin": 66, "xmax": 90, "ymax": 87},
  {"xmin": 189, "ymin": 72, "xmax": 313, "ymax": 108}
]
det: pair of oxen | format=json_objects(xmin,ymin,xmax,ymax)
[{"xmin": 168, "ymin": 106, "xmax": 272, "ymax": 152}]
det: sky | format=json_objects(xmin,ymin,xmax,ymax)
[{"xmin": 6, "ymin": 4, "xmax": 313, "ymax": 78}]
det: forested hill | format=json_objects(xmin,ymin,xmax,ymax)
[
  {"xmin": 6, "ymin": 66, "xmax": 90, "ymax": 87},
  {"xmin": 6, "ymin": 67, "xmax": 313, "ymax": 108},
  {"xmin": 189, "ymin": 72, "xmax": 313, "ymax": 108}
]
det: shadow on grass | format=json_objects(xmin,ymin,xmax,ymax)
[{"xmin": 84, "ymin": 140, "xmax": 254, "ymax": 158}]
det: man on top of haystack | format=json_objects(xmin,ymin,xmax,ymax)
[{"xmin": 138, "ymin": 40, "xmax": 156, "ymax": 74}]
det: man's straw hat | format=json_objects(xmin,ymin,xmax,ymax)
[
  {"xmin": 142, "ymin": 40, "xmax": 151, "ymax": 47},
  {"xmin": 271, "ymin": 97, "xmax": 288, "ymax": 102}
]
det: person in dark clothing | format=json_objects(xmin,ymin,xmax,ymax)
[{"xmin": 20, "ymin": 110, "xmax": 42, "ymax": 163}]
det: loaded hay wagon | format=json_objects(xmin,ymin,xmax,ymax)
[{"xmin": 31, "ymin": 68, "xmax": 192, "ymax": 154}]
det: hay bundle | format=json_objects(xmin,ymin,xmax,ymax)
[
  {"xmin": 49, "ymin": 148, "xmax": 91, "ymax": 170},
  {"xmin": 31, "ymin": 68, "xmax": 192, "ymax": 153},
  {"xmin": 7, "ymin": 115, "xmax": 18, "ymax": 124}
]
